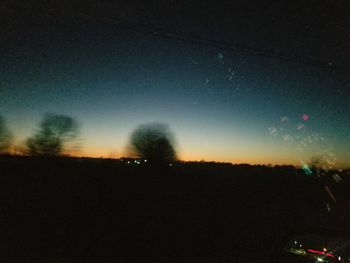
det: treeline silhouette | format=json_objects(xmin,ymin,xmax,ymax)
[
  {"xmin": 0, "ymin": 113, "xmax": 79, "ymax": 156},
  {"xmin": 1, "ymin": 114, "xmax": 349, "ymax": 262},
  {"xmin": 0, "ymin": 113, "xmax": 178, "ymax": 164}
]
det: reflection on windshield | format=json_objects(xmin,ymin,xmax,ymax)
[{"xmin": 1, "ymin": 1, "xmax": 350, "ymax": 263}]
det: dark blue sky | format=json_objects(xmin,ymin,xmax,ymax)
[{"xmin": 1, "ymin": 1, "xmax": 349, "ymax": 167}]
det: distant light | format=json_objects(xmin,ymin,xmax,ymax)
[
  {"xmin": 317, "ymin": 257, "xmax": 324, "ymax": 262},
  {"xmin": 338, "ymin": 256, "xmax": 341, "ymax": 261},
  {"xmin": 294, "ymin": 241, "xmax": 298, "ymax": 244},
  {"xmin": 127, "ymin": 161, "xmax": 130, "ymax": 164},
  {"xmin": 169, "ymin": 163, "xmax": 173, "ymax": 166},
  {"xmin": 144, "ymin": 159, "xmax": 147, "ymax": 162},
  {"xmin": 323, "ymin": 248, "xmax": 327, "ymax": 252}
]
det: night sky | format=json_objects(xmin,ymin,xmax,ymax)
[{"xmin": 1, "ymin": 1, "xmax": 350, "ymax": 167}]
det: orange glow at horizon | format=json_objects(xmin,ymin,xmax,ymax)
[{"xmin": 64, "ymin": 147, "xmax": 299, "ymax": 166}]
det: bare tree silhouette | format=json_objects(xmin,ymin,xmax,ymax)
[
  {"xmin": 0, "ymin": 115, "xmax": 12, "ymax": 153},
  {"xmin": 128, "ymin": 123, "xmax": 177, "ymax": 164},
  {"xmin": 26, "ymin": 113, "xmax": 79, "ymax": 156}
]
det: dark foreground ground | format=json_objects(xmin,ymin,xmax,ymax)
[{"xmin": 1, "ymin": 156, "xmax": 349, "ymax": 262}]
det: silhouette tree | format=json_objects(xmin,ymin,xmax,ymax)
[
  {"xmin": 129, "ymin": 123, "xmax": 177, "ymax": 164},
  {"xmin": 0, "ymin": 116, "xmax": 12, "ymax": 153},
  {"xmin": 26, "ymin": 113, "xmax": 79, "ymax": 156}
]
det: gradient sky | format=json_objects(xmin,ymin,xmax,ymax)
[{"xmin": 1, "ymin": 1, "xmax": 350, "ymax": 167}]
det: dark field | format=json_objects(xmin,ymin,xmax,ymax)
[{"xmin": 1, "ymin": 156, "xmax": 349, "ymax": 262}]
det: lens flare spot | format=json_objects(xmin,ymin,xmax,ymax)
[{"xmin": 302, "ymin": 114, "xmax": 309, "ymax": 121}]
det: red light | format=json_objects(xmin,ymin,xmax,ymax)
[{"xmin": 307, "ymin": 249, "xmax": 334, "ymax": 258}]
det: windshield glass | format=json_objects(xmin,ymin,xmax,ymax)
[{"xmin": 1, "ymin": 1, "xmax": 349, "ymax": 262}]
